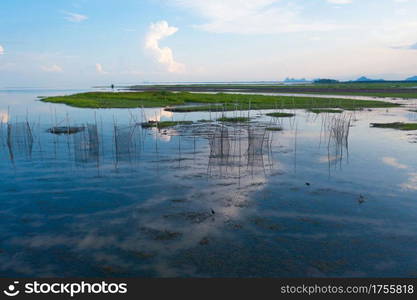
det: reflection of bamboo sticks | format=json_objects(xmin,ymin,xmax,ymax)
[
  {"xmin": 93, "ymin": 112, "xmax": 100, "ymax": 175},
  {"xmin": 113, "ymin": 116, "xmax": 118, "ymax": 169},
  {"xmin": 178, "ymin": 134, "xmax": 182, "ymax": 168},
  {"xmin": 7, "ymin": 123, "xmax": 14, "ymax": 163},
  {"xmin": 155, "ymin": 125, "xmax": 159, "ymax": 154},
  {"xmin": 0, "ymin": 114, "xmax": 4, "ymax": 147},
  {"xmin": 100, "ymin": 115, "xmax": 105, "ymax": 159},
  {"xmin": 65, "ymin": 112, "xmax": 71, "ymax": 155},
  {"xmin": 25, "ymin": 120, "xmax": 33, "ymax": 159},
  {"xmin": 294, "ymin": 122, "xmax": 298, "ymax": 173},
  {"xmin": 52, "ymin": 107, "xmax": 57, "ymax": 160},
  {"xmin": 37, "ymin": 115, "xmax": 44, "ymax": 161},
  {"xmin": 1, "ymin": 108, "xmax": 278, "ymax": 185},
  {"xmin": 324, "ymin": 113, "xmax": 351, "ymax": 171},
  {"xmin": 4, "ymin": 112, "xmax": 35, "ymax": 162},
  {"xmin": 193, "ymin": 134, "xmax": 196, "ymax": 160},
  {"xmin": 206, "ymin": 121, "xmax": 272, "ymax": 180},
  {"xmin": 238, "ymin": 123, "xmax": 242, "ymax": 186}
]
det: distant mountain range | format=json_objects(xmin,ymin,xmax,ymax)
[
  {"xmin": 354, "ymin": 76, "xmax": 417, "ymax": 82},
  {"xmin": 284, "ymin": 76, "xmax": 417, "ymax": 83},
  {"xmin": 406, "ymin": 76, "xmax": 417, "ymax": 81},
  {"xmin": 355, "ymin": 76, "xmax": 384, "ymax": 82}
]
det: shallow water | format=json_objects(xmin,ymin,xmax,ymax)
[{"xmin": 1, "ymin": 90, "xmax": 417, "ymax": 277}]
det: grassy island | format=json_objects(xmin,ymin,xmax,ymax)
[
  {"xmin": 371, "ymin": 122, "xmax": 417, "ymax": 131},
  {"xmin": 41, "ymin": 91, "xmax": 399, "ymax": 112}
]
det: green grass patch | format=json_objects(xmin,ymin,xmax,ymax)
[
  {"xmin": 42, "ymin": 91, "xmax": 399, "ymax": 111},
  {"xmin": 370, "ymin": 122, "xmax": 417, "ymax": 131},
  {"xmin": 308, "ymin": 109, "xmax": 344, "ymax": 114},
  {"xmin": 266, "ymin": 112, "xmax": 295, "ymax": 118},
  {"xmin": 217, "ymin": 116, "xmax": 250, "ymax": 123},
  {"xmin": 141, "ymin": 121, "xmax": 193, "ymax": 129}
]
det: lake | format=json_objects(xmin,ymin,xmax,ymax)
[{"xmin": 1, "ymin": 89, "xmax": 417, "ymax": 277}]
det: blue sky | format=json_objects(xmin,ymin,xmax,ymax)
[{"xmin": 1, "ymin": 0, "xmax": 417, "ymax": 87}]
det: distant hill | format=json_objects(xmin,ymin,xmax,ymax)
[
  {"xmin": 356, "ymin": 76, "xmax": 385, "ymax": 82},
  {"xmin": 283, "ymin": 77, "xmax": 309, "ymax": 83},
  {"xmin": 406, "ymin": 76, "xmax": 417, "ymax": 81}
]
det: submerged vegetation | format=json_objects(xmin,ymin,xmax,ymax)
[
  {"xmin": 266, "ymin": 112, "xmax": 295, "ymax": 118},
  {"xmin": 265, "ymin": 127, "xmax": 283, "ymax": 131},
  {"xmin": 47, "ymin": 126, "xmax": 85, "ymax": 135},
  {"xmin": 217, "ymin": 116, "xmax": 251, "ymax": 123},
  {"xmin": 370, "ymin": 122, "xmax": 417, "ymax": 131},
  {"xmin": 308, "ymin": 109, "xmax": 344, "ymax": 114},
  {"xmin": 141, "ymin": 121, "xmax": 193, "ymax": 129},
  {"xmin": 42, "ymin": 91, "xmax": 399, "ymax": 111}
]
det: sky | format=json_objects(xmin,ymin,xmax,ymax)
[{"xmin": 1, "ymin": 0, "xmax": 417, "ymax": 87}]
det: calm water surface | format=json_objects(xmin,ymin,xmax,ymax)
[{"xmin": 1, "ymin": 89, "xmax": 417, "ymax": 277}]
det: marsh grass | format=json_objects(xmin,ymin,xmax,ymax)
[
  {"xmin": 141, "ymin": 121, "xmax": 193, "ymax": 129},
  {"xmin": 324, "ymin": 114, "xmax": 352, "ymax": 169},
  {"xmin": 370, "ymin": 122, "xmax": 417, "ymax": 131},
  {"xmin": 266, "ymin": 112, "xmax": 295, "ymax": 118},
  {"xmin": 42, "ymin": 91, "xmax": 399, "ymax": 111},
  {"xmin": 217, "ymin": 117, "xmax": 251, "ymax": 123}
]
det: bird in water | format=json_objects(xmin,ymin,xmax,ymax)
[{"xmin": 358, "ymin": 194, "xmax": 366, "ymax": 204}]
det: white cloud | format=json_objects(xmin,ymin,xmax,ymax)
[
  {"xmin": 63, "ymin": 11, "xmax": 88, "ymax": 23},
  {"xmin": 96, "ymin": 63, "xmax": 109, "ymax": 74},
  {"xmin": 0, "ymin": 45, "xmax": 4, "ymax": 55},
  {"xmin": 327, "ymin": 0, "xmax": 352, "ymax": 4},
  {"xmin": 41, "ymin": 64, "xmax": 63, "ymax": 72},
  {"xmin": 145, "ymin": 21, "xmax": 185, "ymax": 73},
  {"xmin": 169, "ymin": 0, "xmax": 349, "ymax": 34},
  {"xmin": 373, "ymin": 20, "xmax": 417, "ymax": 51},
  {"xmin": 382, "ymin": 157, "xmax": 408, "ymax": 169}
]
